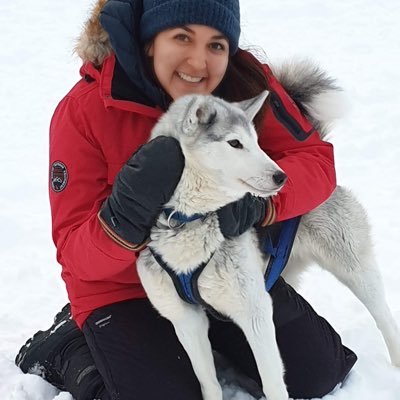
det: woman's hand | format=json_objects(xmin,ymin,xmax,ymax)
[
  {"xmin": 99, "ymin": 136, "xmax": 185, "ymax": 249},
  {"xmin": 217, "ymin": 193, "xmax": 274, "ymax": 238}
]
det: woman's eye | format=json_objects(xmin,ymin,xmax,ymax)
[
  {"xmin": 210, "ymin": 42, "xmax": 226, "ymax": 51},
  {"xmin": 174, "ymin": 34, "xmax": 190, "ymax": 42},
  {"xmin": 228, "ymin": 140, "xmax": 243, "ymax": 149}
]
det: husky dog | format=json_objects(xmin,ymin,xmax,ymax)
[{"xmin": 137, "ymin": 61, "xmax": 400, "ymax": 400}]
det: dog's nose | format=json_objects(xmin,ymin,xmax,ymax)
[{"xmin": 273, "ymin": 171, "xmax": 287, "ymax": 186}]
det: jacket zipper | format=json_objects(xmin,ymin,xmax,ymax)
[{"xmin": 270, "ymin": 92, "xmax": 315, "ymax": 141}]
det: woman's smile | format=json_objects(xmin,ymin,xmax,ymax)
[{"xmin": 177, "ymin": 71, "xmax": 205, "ymax": 83}]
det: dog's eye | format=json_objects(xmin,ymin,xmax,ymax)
[{"xmin": 228, "ymin": 140, "xmax": 243, "ymax": 149}]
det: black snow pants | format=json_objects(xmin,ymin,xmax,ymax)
[{"xmin": 73, "ymin": 277, "xmax": 357, "ymax": 400}]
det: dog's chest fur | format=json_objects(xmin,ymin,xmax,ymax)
[{"xmin": 140, "ymin": 212, "xmax": 268, "ymax": 317}]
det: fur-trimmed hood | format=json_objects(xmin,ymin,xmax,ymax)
[
  {"xmin": 74, "ymin": 0, "xmax": 112, "ymax": 66},
  {"xmin": 73, "ymin": 0, "xmax": 345, "ymax": 134},
  {"xmin": 75, "ymin": 0, "xmax": 168, "ymax": 107}
]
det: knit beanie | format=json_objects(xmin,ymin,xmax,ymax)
[{"xmin": 140, "ymin": 0, "xmax": 240, "ymax": 54}]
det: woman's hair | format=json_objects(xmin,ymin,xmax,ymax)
[{"xmin": 214, "ymin": 48, "xmax": 270, "ymax": 134}]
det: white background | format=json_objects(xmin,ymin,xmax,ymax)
[{"xmin": 1, "ymin": 0, "xmax": 399, "ymax": 398}]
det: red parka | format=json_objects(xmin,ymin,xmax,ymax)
[{"xmin": 49, "ymin": 53, "xmax": 336, "ymax": 328}]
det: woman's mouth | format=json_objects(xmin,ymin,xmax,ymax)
[{"xmin": 177, "ymin": 72, "xmax": 204, "ymax": 83}]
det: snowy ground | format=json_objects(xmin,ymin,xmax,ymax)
[{"xmin": 1, "ymin": 0, "xmax": 400, "ymax": 399}]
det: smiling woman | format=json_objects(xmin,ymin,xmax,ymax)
[
  {"xmin": 147, "ymin": 25, "xmax": 230, "ymax": 100},
  {"xmin": 14, "ymin": 0, "xmax": 357, "ymax": 399}
]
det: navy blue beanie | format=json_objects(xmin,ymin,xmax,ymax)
[{"xmin": 140, "ymin": 0, "xmax": 240, "ymax": 54}]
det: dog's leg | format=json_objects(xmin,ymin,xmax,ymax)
[
  {"xmin": 210, "ymin": 237, "xmax": 288, "ymax": 399},
  {"xmin": 137, "ymin": 257, "xmax": 222, "ymax": 400},
  {"xmin": 231, "ymin": 292, "xmax": 289, "ymax": 400},
  {"xmin": 317, "ymin": 249, "xmax": 400, "ymax": 367},
  {"xmin": 173, "ymin": 308, "xmax": 223, "ymax": 400},
  {"xmin": 281, "ymin": 253, "xmax": 308, "ymax": 290}
]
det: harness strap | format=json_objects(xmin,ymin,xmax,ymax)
[
  {"xmin": 163, "ymin": 208, "xmax": 204, "ymax": 223},
  {"xmin": 263, "ymin": 216, "xmax": 301, "ymax": 291},
  {"xmin": 150, "ymin": 212, "xmax": 301, "ymax": 321},
  {"xmin": 149, "ymin": 248, "xmax": 229, "ymax": 321}
]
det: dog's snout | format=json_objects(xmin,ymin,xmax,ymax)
[{"xmin": 273, "ymin": 171, "xmax": 287, "ymax": 186}]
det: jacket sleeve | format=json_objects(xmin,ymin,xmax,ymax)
[
  {"xmin": 49, "ymin": 95, "xmax": 140, "ymax": 283},
  {"xmin": 258, "ymin": 81, "xmax": 336, "ymax": 223}
]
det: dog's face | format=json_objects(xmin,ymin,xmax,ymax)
[{"xmin": 152, "ymin": 92, "xmax": 286, "ymax": 199}]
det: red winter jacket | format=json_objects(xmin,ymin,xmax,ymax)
[{"xmin": 49, "ymin": 54, "xmax": 336, "ymax": 328}]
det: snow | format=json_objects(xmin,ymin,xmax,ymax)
[{"xmin": 1, "ymin": 0, "xmax": 400, "ymax": 398}]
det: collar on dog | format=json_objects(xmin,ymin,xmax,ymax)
[{"xmin": 163, "ymin": 208, "xmax": 205, "ymax": 228}]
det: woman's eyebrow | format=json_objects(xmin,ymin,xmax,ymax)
[
  {"xmin": 180, "ymin": 25, "xmax": 228, "ymax": 41},
  {"xmin": 211, "ymin": 35, "xmax": 228, "ymax": 41}
]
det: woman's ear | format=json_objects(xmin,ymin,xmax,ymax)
[{"xmin": 146, "ymin": 42, "xmax": 154, "ymax": 57}]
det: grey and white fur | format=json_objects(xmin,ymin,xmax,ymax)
[{"xmin": 136, "ymin": 60, "xmax": 400, "ymax": 400}]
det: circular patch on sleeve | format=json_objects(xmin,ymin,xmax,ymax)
[{"xmin": 50, "ymin": 161, "xmax": 68, "ymax": 192}]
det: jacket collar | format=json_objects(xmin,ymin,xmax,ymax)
[{"xmin": 80, "ymin": 55, "xmax": 163, "ymax": 119}]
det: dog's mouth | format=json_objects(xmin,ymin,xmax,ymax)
[{"xmin": 240, "ymin": 179, "xmax": 280, "ymax": 197}]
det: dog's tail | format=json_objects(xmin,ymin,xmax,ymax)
[{"xmin": 271, "ymin": 59, "xmax": 349, "ymax": 140}]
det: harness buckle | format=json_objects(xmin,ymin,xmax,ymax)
[{"xmin": 167, "ymin": 210, "xmax": 186, "ymax": 230}]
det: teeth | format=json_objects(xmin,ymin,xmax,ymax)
[{"xmin": 178, "ymin": 72, "xmax": 203, "ymax": 83}]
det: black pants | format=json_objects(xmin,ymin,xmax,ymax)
[{"xmin": 78, "ymin": 278, "xmax": 356, "ymax": 400}]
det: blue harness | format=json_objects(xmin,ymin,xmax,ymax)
[
  {"xmin": 150, "ymin": 209, "xmax": 301, "ymax": 320},
  {"xmin": 262, "ymin": 216, "xmax": 301, "ymax": 291}
]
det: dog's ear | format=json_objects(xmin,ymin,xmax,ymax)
[
  {"xmin": 235, "ymin": 90, "xmax": 269, "ymax": 122},
  {"xmin": 182, "ymin": 97, "xmax": 217, "ymax": 136}
]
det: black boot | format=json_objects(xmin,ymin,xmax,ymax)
[
  {"xmin": 15, "ymin": 304, "xmax": 106, "ymax": 399},
  {"xmin": 16, "ymin": 304, "xmax": 77, "ymax": 389}
]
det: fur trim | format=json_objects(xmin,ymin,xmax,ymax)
[
  {"xmin": 73, "ymin": 4, "xmax": 347, "ymax": 138},
  {"xmin": 74, "ymin": 0, "xmax": 112, "ymax": 65},
  {"xmin": 271, "ymin": 58, "xmax": 348, "ymax": 139}
]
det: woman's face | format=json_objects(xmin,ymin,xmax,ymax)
[{"xmin": 148, "ymin": 24, "xmax": 230, "ymax": 100}]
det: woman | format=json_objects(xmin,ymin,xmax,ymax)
[{"xmin": 15, "ymin": 0, "xmax": 357, "ymax": 399}]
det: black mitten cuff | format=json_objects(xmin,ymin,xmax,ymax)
[{"xmin": 98, "ymin": 206, "xmax": 148, "ymax": 252}]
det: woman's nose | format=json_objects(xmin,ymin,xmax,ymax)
[{"xmin": 186, "ymin": 47, "xmax": 207, "ymax": 70}]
